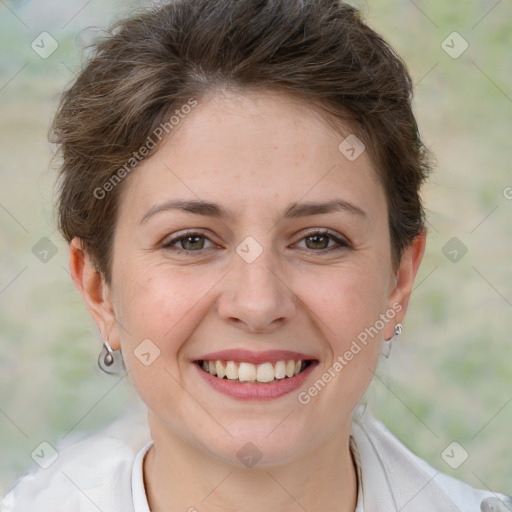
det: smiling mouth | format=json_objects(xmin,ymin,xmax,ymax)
[{"xmin": 196, "ymin": 359, "xmax": 315, "ymax": 384}]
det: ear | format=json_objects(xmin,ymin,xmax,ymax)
[
  {"xmin": 384, "ymin": 229, "xmax": 427, "ymax": 340},
  {"xmin": 69, "ymin": 238, "xmax": 120, "ymax": 350}
]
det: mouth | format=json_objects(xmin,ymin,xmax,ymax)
[
  {"xmin": 193, "ymin": 349, "xmax": 319, "ymax": 400},
  {"xmin": 195, "ymin": 358, "xmax": 315, "ymax": 384}
]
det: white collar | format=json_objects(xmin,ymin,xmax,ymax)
[
  {"xmin": 3, "ymin": 409, "xmax": 506, "ymax": 511},
  {"xmin": 131, "ymin": 441, "xmax": 153, "ymax": 512}
]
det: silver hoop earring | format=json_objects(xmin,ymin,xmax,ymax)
[
  {"xmin": 98, "ymin": 337, "xmax": 124, "ymax": 375},
  {"xmin": 381, "ymin": 323, "xmax": 403, "ymax": 358}
]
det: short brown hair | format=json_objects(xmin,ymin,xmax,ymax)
[{"xmin": 51, "ymin": 0, "xmax": 432, "ymax": 282}]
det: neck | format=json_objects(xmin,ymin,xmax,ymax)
[{"xmin": 143, "ymin": 413, "xmax": 358, "ymax": 512}]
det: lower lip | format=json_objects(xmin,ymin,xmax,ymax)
[{"xmin": 194, "ymin": 362, "xmax": 318, "ymax": 401}]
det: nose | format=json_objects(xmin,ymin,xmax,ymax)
[{"xmin": 217, "ymin": 246, "xmax": 297, "ymax": 333}]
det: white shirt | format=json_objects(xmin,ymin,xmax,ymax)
[
  {"xmin": 131, "ymin": 441, "xmax": 152, "ymax": 512},
  {"xmin": 1, "ymin": 404, "xmax": 510, "ymax": 511}
]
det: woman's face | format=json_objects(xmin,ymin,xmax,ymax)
[{"xmin": 80, "ymin": 90, "xmax": 423, "ymax": 466}]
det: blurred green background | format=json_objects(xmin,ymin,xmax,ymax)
[{"xmin": 0, "ymin": 0, "xmax": 511, "ymax": 498}]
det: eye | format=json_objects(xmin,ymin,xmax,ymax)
[
  {"xmin": 294, "ymin": 229, "xmax": 349, "ymax": 252},
  {"xmin": 160, "ymin": 229, "xmax": 350, "ymax": 255},
  {"xmin": 161, "ymin": 231, "xmax": 217, "ymax": 252}
]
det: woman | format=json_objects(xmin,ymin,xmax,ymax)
[{"xmin": 1, "ymin": 0, "xmax": 510, "ymax": 510}]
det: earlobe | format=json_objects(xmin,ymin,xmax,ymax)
[
  {"xmin": 69, "ymin": 238, "xmax": 120, "ymax": 350},
  {"xmin": 384, "ymin": 230, "xmax": 427, "ymax": 339}
]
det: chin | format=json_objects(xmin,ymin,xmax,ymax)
[{"xmin": 193, "ymin": 417, "xmax": 319, "ymax": 468}]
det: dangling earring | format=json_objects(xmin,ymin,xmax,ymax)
[
  {"xmin": 381, "ymin": 323, "xmax": 403, "ymax": 358},
  {"xmin": 98, "ymin": 337, "xmax": 124, "ymax": 374}
]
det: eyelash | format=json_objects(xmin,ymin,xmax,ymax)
[{"xmin": 160, "ymin": 229, "xmax": 350, "ymax": 255}]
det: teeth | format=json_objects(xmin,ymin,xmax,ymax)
[
  {"xmin": 199, "ymin": 359, "xmax": 307, "ymax": 382},
  {"xmin": 274, "ymin": 360, "xmax": 287, "ymax": 379},
  {"xmin": 216, "ymin": 360, "xmax": 226, "ymax": 378},
  {"xmin": 256, "ymin": 362, "xmax": 275, "ymax": 383},
  {"xmin": 238, "ymin": 362, "xmax": 256, "ymax": 382},
  {"xmin": 225, "ymin": 361, "xmax": 238, "ymax": 380}
]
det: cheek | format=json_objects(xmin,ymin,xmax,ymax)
[
  {"xmin": 308, "ymin": 262, "xmax": 390, "ymax": 347},
  {"xmin": 114, "ymin": 261, "xmax": 217, "ymax": 352},
  {"xmin": 291, "ymin": 265, "xmax": 388, "ymax": 418},
  {"xmin": 113, "ymin": 264, "xmax": 205, "ymax": 403}
]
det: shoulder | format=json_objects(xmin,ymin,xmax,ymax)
[
  {"xmin": 351, "ymin": 411, "xmax": 512, "ymax": 511},
  {"xmin": 0, "ymin": 403, "xmax": 151, "ymax": 512}
]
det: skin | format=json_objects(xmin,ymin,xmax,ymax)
[{"xmin": 70, "ymin": 90, "xmax": 425, "ymax": 512}]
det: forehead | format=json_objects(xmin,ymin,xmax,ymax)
[{"xmin": 118, "ymin": 90, "xmax": 385, "ymax": 221}]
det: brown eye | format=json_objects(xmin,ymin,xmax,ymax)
[
  {"xmin": 295, "ymin": 230, "xmax": 349, "ymax": 252},
  {"xmin": 162, "ymin": 232, "xmax": 216, "ymax": 252},
  {"xmin": 305, "ymin": 234, "xmax": 330, "ymax": 250},
  {"xmin": 180, "ymin": 235, "xmax": 205, "ymax": 251}
]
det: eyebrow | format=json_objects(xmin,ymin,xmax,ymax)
[{"xmin": 139, "ymin": 198, "xmax": 367, "ymax": 224}]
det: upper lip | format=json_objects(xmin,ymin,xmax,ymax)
[{"xmin": 195, "ymin": 349, "xmax": 318, "ymax": 365}]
